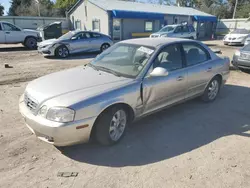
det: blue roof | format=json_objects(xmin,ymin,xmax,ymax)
[{"xmin": 69, "ymin": 0, "xmax": 216, "ymax": 21}]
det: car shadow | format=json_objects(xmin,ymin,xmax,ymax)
[
  {"xmin": 58, "ymin": 84, "xmax": 250, "ymax": 167},
  {"xmin": 0, "ymin": 46, "xmax": 35, "ymax": 52},
  {"xmin": 45, "ymin": 52, "xmax": 98, "ymax": 60}
]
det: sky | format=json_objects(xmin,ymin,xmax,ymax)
[{"xmin": 1, "ymin": 0, "xmax": 10, "ymax": 15}]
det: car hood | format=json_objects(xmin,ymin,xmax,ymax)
[
  {"xmin": 23, "ymin": 29, "xmax": 39, "ymax": 34},
  {"xmin": 38, "ymin": 38, "xmax": 58, "ymax": 47},
  {"xmin": 25, "ymin": 66, "xmax": 132, "ymax": 105},
  {"xmin": 225, "ymin": 33, "xmax": 248, "ymax": 38}
]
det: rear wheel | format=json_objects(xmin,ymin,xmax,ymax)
[
  {"xmin": 55, "ymin": 45, "xmax": 69, "ymax": 58},
  {"xmin": 24, "ymin": 37, "xmax": 37, "ymax": 49},
  {"xmin": 100, "ymin": 43, "xmax": 110, "ymax": 52},
  {"xmin": 201, "ymin": 77, "xmax": 221, "ymax": 102},
  {"xmin": 95, "ymin": 107, "xmax": 128, "ymax": 145}
]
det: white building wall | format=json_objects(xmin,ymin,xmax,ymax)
[
  {"xmin": 69, "ymin": 1, "xmax": 109, "ymax": 35},
  {"xmin": 216, "ymin": 19, "xmax": 250, "ymax": 35}
]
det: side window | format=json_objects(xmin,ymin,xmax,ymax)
[
  {"xmin": 183, "ymin": 26, "xmax": 189, "ymax": 33},
  {"xmin": 3, "ymin": 23, "xmax": 21, "ymax": 31},
  {"xmin": 84, "ymin": 32, "xmax": 91, "ymax": 38},
  {"xmin": 183, "ymin": 43, "xmax": 210, "ymax": 66},
  {"xmin": 91, "ymin": 33, "xmax": 101, "ymax": 38},
  {"xmin": 145, "ymin": 21, "xmax": 153, "ymax": 32},
  {"xmin": 175, "ymin": 26, "xmax": 182, "ymax": 33},
  {"xmin": 154, "ymin": 44, "xmax": 183, "ymax": 71},
  {"xmin": 92, "ymin": 19, "xmax": 100, "ymax": 32},
  {"xmin": 0, "ymin": 24, "xmax": 2, "ymax": 31}
]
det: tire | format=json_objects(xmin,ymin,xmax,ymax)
[
  {"xmin": 24, "ymin": 37, "xmax": 37, "ymax": 49},
  {"xmin": 100, "ymin": 43, "xmax": 110, "ymax": 52},
  {"xmin": 95, "ymin": 106, "xmax": 128, "ymax": 146},
  {"xmin": 201, "ymin": 77, "xmax": 221, "ymax": 102},
  {"xmin": 55, "ymin": 45, "xmax": 69, "ymax": 58}
]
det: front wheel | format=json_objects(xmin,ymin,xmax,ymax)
[
  {"xmin": 100, "ymin": 43, "xmax": 110, "ymax": 52},
  {"xmin": 24, "ymin": 37, "xmax": 37, "ymax": 49},
  {"xmin": 201, "ymin": 77, "xmax": 221, "ymax": 102},
  {"xmin": 95, "ymin": 107, "xmax": 128, "ymax": 145},
  {"xmin": 55, "ymin": 45, "xmax": 69, "ymax": 58}
]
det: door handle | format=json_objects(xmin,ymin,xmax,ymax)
[
  {"xmin": 5, "ymin": 32, "xmax": 10, "ymax": 34},
  {"xmin": 177, "ymin": 76, "xmax": 184, "ymax": 81},
  {"xmin": 207, "ymin": 67, "xmax": 212, "ymax": 72}
]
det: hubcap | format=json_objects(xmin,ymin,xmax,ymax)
[
  {"xmin": 102, "ymin": 44, "xmax": 109, "ymax": 51},
  {"xmin": 58, "ymin": 47, "xmax": 69, "ymax": 58},
  {"xmin": 208, "ymin": 80, "xmax": 219, "ymax": 100},
  {"xmin": 109, "ymin": 110, "xmax": 127, "ymax": 141},
  {"xmin": 28, "ymin": 39, "xmax": 36, "ymax": 48}
]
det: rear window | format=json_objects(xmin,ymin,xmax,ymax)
[{"xmin": 91, "ymin": 33, "xmax": 101, "ymax": 38}]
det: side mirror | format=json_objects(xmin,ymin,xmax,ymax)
[
  {"xmin": 71, "ymin": 36, "xmax": 78, "ymax": 40},
  {"xmin": 150, "ymin": 67, "xmax": 169, "ymax": 77}
]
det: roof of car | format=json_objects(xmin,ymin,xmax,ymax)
[{"xmin": 119, "ymin": 38, "xmax": 191, "ymax": 48}]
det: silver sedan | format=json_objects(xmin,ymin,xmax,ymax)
[
  {"xmin": 19, "ymin": 38, "xmax": 230, "ymax": 146},
  {"xmin": 37, "ymin": 30, "xmax": 113, "ymax": 58}
]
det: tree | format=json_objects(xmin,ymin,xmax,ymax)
[
  {"xmin": 0, "ymin": 4, "xmax": 4, "ymax": 16},
  {"xmin": 8, "ymin": 0, "xmax": 63, "ymax": 17}
]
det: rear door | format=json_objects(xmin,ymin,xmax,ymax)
[
  {"xmin": 2, "ymin": 22, "xmax": 24, "ymax": 43},
  {"xmin": 89, "ymin": 32, "xmax": 103, "ymax": 51},
  {"xmin": 0, "ymin": 23, "xmax": 5, "ymax": 43},
  {"xmin": 182, "ymin": 42, "xmax": 214, "ymax": 98},
  {"xmin": 70, "ymin": 32, "xmax": 92, "ymax": 53}
]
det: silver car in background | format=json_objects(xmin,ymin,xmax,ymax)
[
  {"xmin": 19, "ymin": 38, "xmax": 230, "ymax": 146},
  {"xmin": 37, "ymin": 30, "xmax": 113, "ymax": 58}
]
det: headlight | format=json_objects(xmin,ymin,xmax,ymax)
[
  {"xmin": 38, "ymin": 106, "xmax": 75, "ymax": 123},
  {"xmin": 160, "ymin": 34, "xmax": 168, "ymax": 37},
  {"xmin": 235, "ymin": 50, "xmax": 241, "ymax": 56},
  {"xmin": 238, "ymin": 36, "xmax": 246, "ymax": 39}
]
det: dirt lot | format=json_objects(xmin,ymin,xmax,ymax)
[{"xmin": 1, "ymin": 42, "xmax": 250, "ymax": 188}]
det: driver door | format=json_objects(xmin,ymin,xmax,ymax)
[
  {"xmin": 2, "ymin": 22, "xmax": 24, "ymax": 43},
  {"xmin": 142, "ymin": 44, "xmax": 188, "ymax": 115}
]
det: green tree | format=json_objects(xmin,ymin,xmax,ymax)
[{"xmin": 0, "ymin": 4, "xmax": 4, "ymax": 16}]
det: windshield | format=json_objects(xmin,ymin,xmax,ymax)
[
  {"xmin": 89, "ymin": 43, "xmax": 155, "ymax": 78},
  {"xmin": 58, "ymin": 31, "xmax": 76, "ymax": 40},
  {"xmin": 231, "ymin": 29, "xmax": 249, "ymax": 34},
  {"xmin": 242, "ymin": 44, "xmax": 250, "ymax": 51},
  {"xmin": 159, "ymin": 26, "xmax": 175, "ymax": 33}
]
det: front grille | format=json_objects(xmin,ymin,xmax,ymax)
[
  {"xmin": 24, "ymin": 93, "xmax": 38, "ymax": 113},
  {"xmin": 151, "ymin": 35, "xmax": 159, "ymax": 38}
]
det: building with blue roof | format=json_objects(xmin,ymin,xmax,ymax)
[{"xmin": 68, "ymin": 0, "xmax": 217, "ymax": 40}]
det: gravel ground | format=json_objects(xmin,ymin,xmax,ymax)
[{"xmin": 1, "ymin": 42, "xmax": 250, "ymax": 188}]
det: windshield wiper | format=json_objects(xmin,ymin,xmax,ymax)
[{"xmin": 95, "ymin": 66, "xmax": 121, "ymax": 77}]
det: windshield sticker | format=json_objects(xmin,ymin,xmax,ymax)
[{"xmin": 138, "ymin": 46, "xmax": 154, "ymax": 55}]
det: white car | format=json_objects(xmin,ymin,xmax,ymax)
[
  {"xmin": 244, "ymin": 37, "xmax": 250, "ymax": 46},
  {"xmin": 150, "ymin": 24, "xmax": 197, "ymax": 39},
  {"xmin": 223, "ymin": 29, "xmax": 250, "ymax": 46},
  {"xmin": 0, "ymin": 21, "xmax": 41, "ymax": 49}
]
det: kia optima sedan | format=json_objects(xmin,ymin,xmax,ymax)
[
  {"xmin": 19, "ymin": 38, "xmax": 230, "ymax": 146},
  {"xmin": 37, "ymin": 30, "xmax": 113, "ymax": 58}
]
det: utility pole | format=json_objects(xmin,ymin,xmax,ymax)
[
  {"xmin": 35, "ymin": 0, "xmax": 41, "ymax": 17},
  {"xmin": 232, "ymin": 0, "xmax": 238, "ymax": 19}
]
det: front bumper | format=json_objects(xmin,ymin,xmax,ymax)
[
  {"xmin": 232, "ymin": 55, "xmax": 250, "ymax": 69},
  {"xmin": 37, "ymin": 46, "xmax": 55, "ymax": 56},
  {"xmin": 19, "ymin": 100, "xmax": 96, "ymax": 146},
  {"xmin": 223, "ymin": 39, "xmax": 244, "ymax": 45}
]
